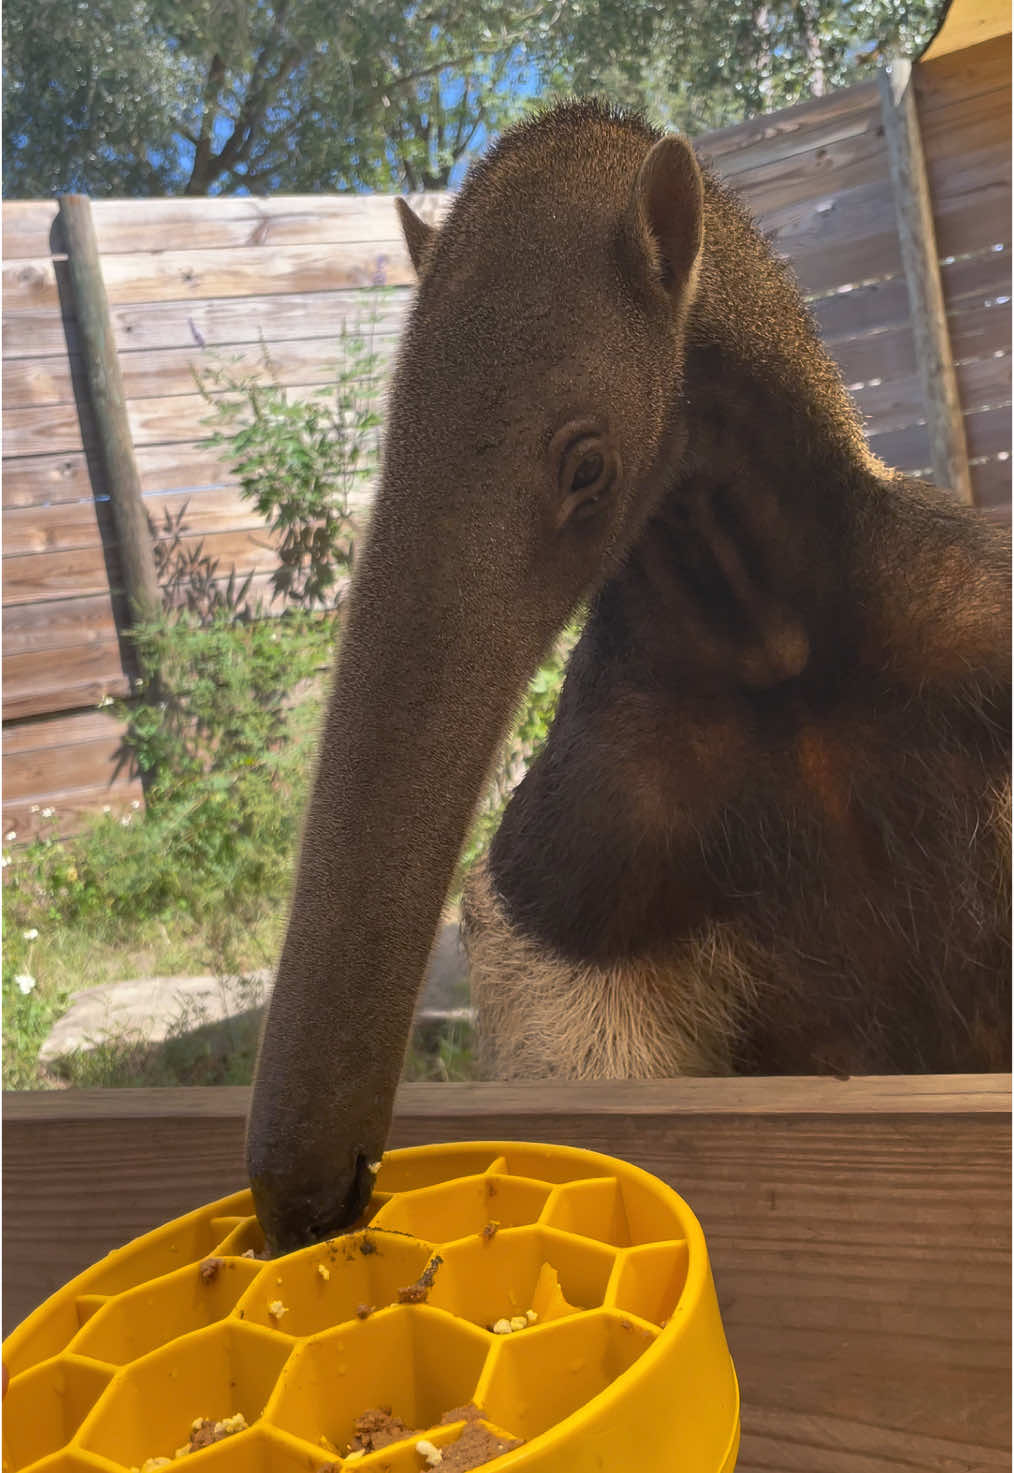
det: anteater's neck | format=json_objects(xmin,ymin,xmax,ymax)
[{"xmin": 599, "ymin": 174, "xmax": 1007, "ymax": 704}]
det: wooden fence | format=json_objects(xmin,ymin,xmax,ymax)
[
  {"xmin": 4, "ymin": 1075, "xmax": 1011, "ymax": 1469},
  {"xmin": 3, "ymin": 35, "xmax": 1010, "ymax": 838}
]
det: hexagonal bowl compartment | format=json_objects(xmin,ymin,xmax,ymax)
[
  {"xmin": 607, "ymin": 1242, "xmax": 690, "ymax": 1326},
  {"xmin": 236, "ymin": 1230, "xmax": 436, "ymax": 1337},
  {"xmin": 370, "ymin": 1173, "xmax": 552, "ymax": 1243},
  {"xmin": 78, "ymin": 1320, "xmax": 290, "ymax": 1468},
  {"xmin": 476, "ymin": 1310, "xmax": 657, "ymax": 1442},
  {"xmin": 424, "ymin": 1226, "xmax": 616, "ymax": 1330},
  {"xmin": 265, "ymin": 1305, "xmax": 490, "ymax": 1455},
  {"xmin": 4, "ymin": 1140, "xmax": 739, "ymax": 1473},
  {"xmin": 68, "ymin": 1257, "xmax": 261, "ymax": 1365},
  {"xmin": 3, "ymin": 1355, "xmax": 112, "ymax": 1471}
]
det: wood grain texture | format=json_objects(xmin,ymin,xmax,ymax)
[
  {"xmin": 3, "ymin": 332, "xmax": 399, "ymax": 411},
  {"xmin": 3, "ymin": 1076, "xmax": 1010, "ymax": 1471},
  {"xmin": 1, "ymin": 641, "xmax": 130, "ymax": 720},
  {"xmin": 1, "ymin": 776, "xmax": 144, "ymax": 841},
  {"xmin": 1, "ymin": 192, "xmax": 452, "ymax": 261}
]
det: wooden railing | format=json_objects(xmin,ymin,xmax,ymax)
[{"xmin": 3, "ymin": 1074, "xmax": 1010, "ymax": 1470}]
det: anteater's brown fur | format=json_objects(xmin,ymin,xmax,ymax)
[
  {"xmin": 248, "ymin": 101, "xmax": 1011, "ymax": 1252},
  {"xmin": 463, "ymin": 105, "xmax": 1011, "ymax": 1080}
]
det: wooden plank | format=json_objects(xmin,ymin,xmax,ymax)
[
  {"xmin": 2, "ymin": 193, "xmax": 452, "ymax": 260},
  {"xmin": 2, "ymin": 498, "xmax": 114, "ymax": 557},
  {"xmin": 3, "ymin": 728, "xmax": 139, "ymax": 802},
  {"xmin": 4, "ymin": 332, "xmax": 399, "ymax": 412},
  {"xmin": 2, "ymin": 777, "xmax": 145, "ymax": 843},
  {"xmin": 851, "ymin": 337, "xmax": 1012, "ymax": 435},
  {"xmin": 697, "ymin": 81, "xmax": 880, "ymax": 169},
  {"xmin": 2, "ymin": 709, "xmax": 130, "ymax": 755},
  {"xmin": 2, "ymin": 289, "xmax": 412, "ymax": 360},
  {"xmin": 2, "ymin": 443, "xmax": 235, "ymax": 510},
  {"xmin": 868, "ymin": 420, "xmax": 933, "ymax": 473},
  {"xmin": 919, "ymin": 86, "xmax": 1011, "ymax": 169},
  {"xmin": 775, "ymin": 167, "xmax": 1007, "ymax": 297},
  {"xmin": 5, "ymin": 378, "xmax": 385, "ymax": 457},
  {"xmin": 3, "ymin": 402, "xmax": 88, "ymax": 459},
  {"xmin": 2, "ymin": 525, "xmax": 296, "ymax": 609},
  {"xmin": 3, "ymin": 1077, "xmax": 1009, "ymax": 1470},
  {"xmin": 930, "ymin": 143, "xmax": 1012, "ymax": 260},
  {"xmin": 2, "ymin": 239, "xmax": 417, "ymax": 313},
  {"xmin": 966, "ymin": 403, "xmax": 1014, "ymax": 458},
  {"xmin": 813, "ymin": 247, "xmax": 1011, "ymax": 339},
  {"xmin": 925, "ymin": 28, "xmax": 1008, "ymax": 91},
  {"xmin": 971, "ymin": 454, "xmax": 1013, "ymax": 508},
  {"xmin": 833, "ymin": 304, "xmax": 1010, "ymax": 393},
  {"xmin": 2, "ymin": 594, "xmax": 121, "ymax": 658},
  {"xmin": 2, "ymin": 485, "xmax": 298, "ymax": 560},
  {"xmin": 762, "ymin": 178, "xmax": 903, "ymax": 294},
  {"xmin": 1, "ymin": 200, "xmax": 61, "ymax": 261},
  {"xmin": 868, "ymin": 403, "xmax": 1011, "ymax": 475},
  {"xmin": 1, "ymin": 544, "xmax": 121, "ymax": 605},
  {"xmin": 2, "ymin": 641, "xmax": 130, "ymax": 721},
  {"xmin": 716, "ymin": 105, "xmax": 889, "ymax": 218}
]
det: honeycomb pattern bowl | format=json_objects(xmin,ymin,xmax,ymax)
[{"xmin": 2, "ymin": 1140, "xmax": 740, "ymax": 1472}]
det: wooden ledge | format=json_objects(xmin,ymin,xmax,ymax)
[
  {"xmin": 4, "ymin": 1072, "xmax": 1010, "ymax": 1123},
  {"xmin": 5, "ymin": 1075, "xmax": 1010, "ymax": 1467}
]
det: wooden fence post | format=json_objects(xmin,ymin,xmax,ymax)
[
  {"xmin": 57, "ymin": 195, "xmax": 161, "ymax": 620},
  {"xmin": 878, "ymin": 61, "xmax": 974, "ymax": 503}
]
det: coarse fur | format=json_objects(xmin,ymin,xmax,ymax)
[
  {"xmin": 458, "ymin": 101, "xmax": 1011, "ymax": 1081},
  {"xmin": 248, "ymin": 99, "xmax": 1011, "ymax": 1251}
]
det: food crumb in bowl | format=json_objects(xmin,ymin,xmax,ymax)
[
  {"xmin": 129, "ymin": 1412, "xmax": 249, "ymax": 1470},
  {"xmin": 356, "ymin": 1302, "xmax": 376, "ymax": 1319},
  {"xmin": 416, "ymin": 1438, "xmax": 443, "ymax": 1466},
  {"xmin": 398, "ymin": 1253, "xmax": 443, "ymax": 1303},
  {"xmin": 349, "ymin": 1406, "xmax": 415, "ymax": 1452},
  {"xmin": 267, "ymin": 1299, "xmax": 289, "ymax": 1319},
  {"xmin": 436, "ymin": 1407, "xmax": 524, "ymax": 1471},
  {"xmin": 480, "ymin": 1220, "xmax": 500, "ymax": 1242},
  {"xmin": 198, "ymin": 1257, "xmax": 222, "ymax": 1284},
  {"xmin": 317, "ymin": 1263, "xmax": 331, "ymax": 1281}
]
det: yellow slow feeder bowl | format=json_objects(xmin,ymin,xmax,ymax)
[{"xmin": 3, "ymin": 1141, "xmax": 740, "ymax": 1472}]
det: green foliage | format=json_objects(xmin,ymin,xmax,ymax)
[
  {"xmin": 3, "ymin": 0, "xmax": 945, "ymax": 200},
  {"xmin": 458, "ymin": 620, "xmax": 582, "ymax": 882},
  {"xmin": 196, "ymin": 323, "xmax": 385, "ymax": 607},
  {"xmin": 547, "ymin": 0, "xmax": 945, "ymax": 135},
  {"xmin": 2, "ymin": 959, "xmax": 69, "ymax": 1090}
]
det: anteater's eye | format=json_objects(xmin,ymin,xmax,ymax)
[{"xmin": 571, "ymin": 452, "xmax": 604, "ymax": 491}]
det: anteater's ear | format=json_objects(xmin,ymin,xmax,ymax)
[
  {"xmin": 396, "ymin": 198, "xmax": 437, "ymax": 278},
  {"xmin": 624, "ymin": 134, "xmax": 704, "ymax": 307}
]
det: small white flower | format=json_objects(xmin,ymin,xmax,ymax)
[
  {"xmin": 120, "ymin": 814, "xmax": 132, "ymax": 826},
  {"xmin": 41, "ymin": 807, "xmax": 55, "ymax": 819},
  {"xmin": 14, "ymin": 973, "xmax": 36, "ymax": 995},
  {"xmin": 22, "ymin": 928, "xmax": 39, "ymax": 941},
  {"xmin": 30, "ymin": 805, "xmax": 40, "ymax": 814},
  {"xmin": 98, "ymin": 695, "xmax": 114, "ymax": 708},
  {"xmin": 103, "ymin": 806, "xmax": 112, "ymax": 814},
  {"xmin": 130, "ymin": 800, "xmax": 141, "ymax": 810},
  {"xmin": 5, "ymin": 832, "xmax": 16, "ymax": 842},
  {"xmin": 1, "ymin": 856, "xmax": 10, "ymax": 869}
]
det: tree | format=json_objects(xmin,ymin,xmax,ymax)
[
  {"xmin": 2, "ymin": 0, "xmax": 566, "ymax": 197},
  {"xmin": 540, "ymin": 0, "xmax": 946, "ymax": 136},
  {"xmin": 3, "ymin": 0, "xmax": 945, "ymax": 200}
]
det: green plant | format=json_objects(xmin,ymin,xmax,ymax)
[
  {"xmin": 458, "ymin": 618, "xmax": 582, "ymax": 882},
  {"xmin": 197, "ymin": 317, "xmax": 386, "ymax": 610},
  {"xmin": 2, "ymin": 959, "xmax": 69, "ymax": 1090}
]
